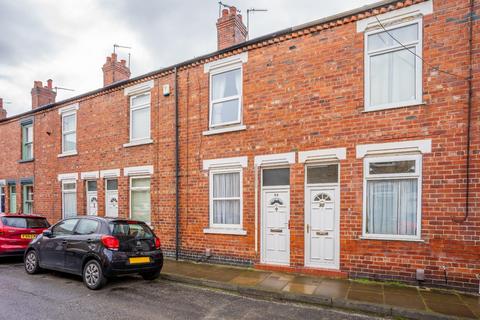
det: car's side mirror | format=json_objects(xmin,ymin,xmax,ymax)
[{"xmin": 43, "ymin": 230, "xmax": 53, "ymax": 238}]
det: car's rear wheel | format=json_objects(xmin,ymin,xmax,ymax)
[
  {"xmin": 83, "ymin": 260, "xmax": 107, "ymax": 290},
  {"xmin": 141, "ymin": 270, "xmax": 161, "ymax": 280},
  {"xmin": 24, "ymin": 250, "xmax": 41, "ymax": 274}
]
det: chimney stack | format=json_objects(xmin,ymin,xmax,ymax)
[
  {"xmin": 0, "ymin": 98, "xmax": 7, "ymax": 120},
  {"xmin": 31, "ymin": 79, "xmax": 56, "ymax": 109},
  {"xmin": 216, "ymin": 6, "xmax": 247, "ymax": 50},
  {"xmin": 102, "ymin": 53, "xmax": 131, "ymax": 87}
]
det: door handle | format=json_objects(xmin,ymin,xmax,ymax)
[{"xmin": 306, "ymin": 224, "xmax": 310, "ymax": 233}]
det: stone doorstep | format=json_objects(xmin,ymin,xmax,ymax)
[{"xmin": 160, "ymin": 272, "xmax": 469, "ymax": 320}]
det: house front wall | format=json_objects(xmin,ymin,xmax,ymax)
[{"xmin": 0, "ymin": 0, "xmax": 478, "ymax": 292}]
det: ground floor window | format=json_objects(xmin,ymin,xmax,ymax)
[
  {"xmin": 130, "ymin": 177, "xmax": 151, "ymax": 223},
  {"xmin": 23, "ymin": 184, "xmax": 34, "ymax": 214},
  {"xmin": 9, "ymin": 185, "xmax": 16, "ymax": 213},
  {"xmin": 363, "ymin": 154, "xmax": 421, "ymax": 239},
  {"xmin": 62, "ymin": 180, "xmax": 77, "ymax": 218},
  {"xmin": 209, "ymin": 169, "xmax": 242, "ymax": 228},
  {"xmin": 0, "ymin": 187, "xmax": 5, "ymax": 213},
  {"xmin": 105, "ymin": 178, "xmax": 118, "ymax": 217}
]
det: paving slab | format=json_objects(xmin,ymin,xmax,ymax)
[{"xmin": 161, "ymin": 258, "xmax": 479, "ymax": 319}]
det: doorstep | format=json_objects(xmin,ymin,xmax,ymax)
[
  {"xmin": 161, "ymin": 258, "xmax": 479, "ymax": 320},
  {"xmin": 254, "ymin": 263, "xmax": 348, "ymax": 279}
]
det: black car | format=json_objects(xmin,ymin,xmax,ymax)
[{"xmin": 24, "ymin": 216, "xmax": 163, "ymax": 290}]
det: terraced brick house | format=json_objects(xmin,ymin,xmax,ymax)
[{"xmin": 0, "ymin": 0, "xmax": 479, "ymax": 292}]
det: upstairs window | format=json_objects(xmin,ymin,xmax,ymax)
[
  {"xmin": 130, "ymin": 93, "xmax": 151, "ymax": 143},
  {"xmin": 365, "ymin": 20, "xmax": 422, "ymax": 111},
  {"xmin": 21, "ymin": 123, "xmax": 33, "ymax": 160},
  {"xmin": 62, "ymin": 112, "xmax": 77, "ymax": 154},
  {"xmin": 209, "ymin": 67, "xmax": 242, "ymax": 128}
]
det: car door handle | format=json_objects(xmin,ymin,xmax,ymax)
[
  {"xmin": 62, "ymin": 240, "xmax": 67, "ymax": 244},
  {"xmin": 87, "ymin": 239, "xmax": 93, "ymax": 243}
]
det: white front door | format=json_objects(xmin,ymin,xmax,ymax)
[
  {"xmin": 305, "ymin": 187, "xmax": 339, "ymax": 269},
  {"xmin": 262, "ymin": 189, "xmax": 290, "ymax": 265}
]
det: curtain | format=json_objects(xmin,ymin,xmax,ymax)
[
  {"xmin": 63, "ymin": 192, "xmax": 76, "ymax": 218},
  {"xmin": 366, "ymin": 179, "xmax": 417, "ymax": 235},
  {"xmin": 132, "ymin": 107, "xmax": 150, "ymax": 140},
  {"xmin": 131, "ymin": 189, "xmax": 151, "ymax": 223},
  {"xmin": 213, "ymin": 172, "xmax": 240, "ymax": 225}
]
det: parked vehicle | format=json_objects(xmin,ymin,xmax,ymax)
[
  {"xmin": 24, "ymin": 216, "xmax": 163, "ymax": 290},
  {"xmin": 0, "ymin": 214, "xmax": 50, "ymax": 257}
]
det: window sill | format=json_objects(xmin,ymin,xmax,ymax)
[
  {"xmin": 203, "ymin": 125, "xmax": 246, "ymax": 136},
  {"xmin": 363, "ymin": 101, "xmax": 426, "ymax": 113},
  {"xmin": 58, "ymin": 151, "xmax": 78, "ymax": 158},
  {"xmin": 18, "ymin": 159, "xmax": 34, "ymax": 163},
  {"xmin": 203, "ymin": 228, "xmax": 247, "ymax": 236},
  {"xmin": 360, "ymin": 236, "xmax": 424, "ymax": 242},
  {"xmin": 123, "ymin": 139, "xmax": 153, "ymax": 148}
]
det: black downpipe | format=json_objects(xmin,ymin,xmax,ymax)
[
  {"xmin": 454, "ymin": 0, "xmax": 474, "ymax": 223},
  {"xmin": 174, "ymin": 67, "xmax": 180, "ymax": 260}
]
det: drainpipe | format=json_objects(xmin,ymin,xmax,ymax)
[
  {"xmin": 254, "ymin": 164, "xmax": 258, "ymax": 253},
  {"xmin": 174, "ymin": 67, "xmax": 180, "ymax": 260},
  {"xmin": 453, "ymin": 0, "xmax": 474, "ymax": 223}
]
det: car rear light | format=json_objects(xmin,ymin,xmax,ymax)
[
  {"xmin": 101, "ymin": 235, "xmax": 119, "ymax": 251},
  {"xmin": 154, "ymin": 236, "xmax": 161, "ymax": 249}
]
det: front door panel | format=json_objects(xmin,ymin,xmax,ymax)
[
  {"xmin": 263, "ymin": 190, "xmax": 289, "ymax": 265},
  {"xmin": 306, "ymin": 188, "xmax": 339, "ymax": 268}
]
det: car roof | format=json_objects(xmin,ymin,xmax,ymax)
[
  {"xmin": 63, "ymin": 216, "xmax": 145, "ymax": 224},
  {"xmin": 0, "ymin": 213, "xmax": 48, "ymax": 219}
]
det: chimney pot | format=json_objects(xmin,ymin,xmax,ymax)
[
  {"xmin": 31, "ymin": 79, "xmax": 56, "ymax": 109},
  {"xmin": 102, "ymin": 52, "xmax": 131, "ymax": 86},
  {"xmin": 216, "ymin": 5, "xmax": 247, "ymax": 50}
]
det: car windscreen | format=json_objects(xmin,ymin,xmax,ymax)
[
  {"xmin": 109, "ymin": 221, "xmax": 154, "ymax": 239},
  {"xmin": 1, "ymin": 217, "xmax": 50, "ymax": 229}
]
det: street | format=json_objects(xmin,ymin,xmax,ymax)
[{"xmin": 0, "ymin": 257, "xmax": 380, "ymax": 320}]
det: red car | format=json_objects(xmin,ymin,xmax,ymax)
[{"xmin": 0, "ymin": 214, "xmax": 50, "ymax": 257}]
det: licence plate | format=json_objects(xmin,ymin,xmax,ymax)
[
  {"xmin": 21, "ymin": 234, "xmax": 36, "ymax": 239},
  {"xmin": 129, "ymin": 257, "xmax": 151, "ymax": 264}
]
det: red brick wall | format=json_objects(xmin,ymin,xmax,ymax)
[{"xmin": 0, "ymin": 0, "xmax": 478, "ymax": 292}]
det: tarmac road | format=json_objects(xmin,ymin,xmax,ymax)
[{"xmin": 0, "ymin": 257, "xmax": 381, "ymax": 320}]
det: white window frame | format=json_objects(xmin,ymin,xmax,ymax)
[
  {"xmin": 364, "ymin": 18, "xmax": 423, "ymax": 112},
  {"xmin": 61, "ymin": 179, "xmax": 77, "ymax": 219},
  {"xmin": 129, "ymin": 176, "xmax": 151, "ymax": 224},
  {"xmin": 129, "ymin": 92, "xmax": 151, "ymax": 143},
  {"xmin": 208, "ymin": 167, "xmax": 243, "ymax": 230},
  {"xmin": 105, "ymin": 178, "xmax": 119, "ymax": 218},
  {"xmin": 362, "ymin": 153, "xmax": 422, "ymax": 241},
  {"xmin": 208, "ymin": 64, "xmax": 243, "ymax": 129},
  {"xmin": 61, "ymin": 111, "xmax": 77, "ymax": 155}
]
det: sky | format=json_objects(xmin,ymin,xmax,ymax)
[{"xmin": 0, "ymin": 0, "xmax": 377, "ymax": 117}]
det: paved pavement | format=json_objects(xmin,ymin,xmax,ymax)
[
  {"xmin": 0, "ymin": 257, "xmax": 379, "ymax": 320},
  {"xmin": 162, "ymin": 259, "xmax": 480, "ymax": 319}
]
